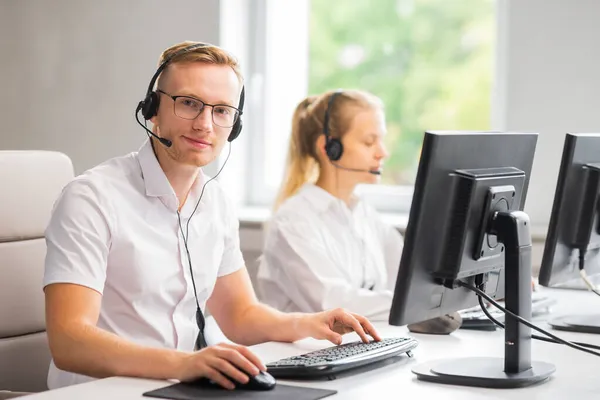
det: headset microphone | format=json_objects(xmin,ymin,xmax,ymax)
[
  {"xmin": 135, "ymin": 105, "xmax": 173, "ymax": 148},
  {"xmin": 329, "ymin": 160, "xmax": 381, "ymax": 175}
]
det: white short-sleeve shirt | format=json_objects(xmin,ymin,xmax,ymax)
[{"xmin": 43, "ymin": 139, "xmax": 244, "ymax": 389}]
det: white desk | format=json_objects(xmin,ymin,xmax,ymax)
[{"xmin": 21, "ymin": 288, "xmax": 600, "ymax": 399}]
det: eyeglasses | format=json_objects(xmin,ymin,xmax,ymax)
[{"xmin": 157, "ymin": 89, "xmax": 241, "ymax": 128}]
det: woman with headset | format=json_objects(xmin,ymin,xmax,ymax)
[
  {"xmin": 257, "ymin": 89, "xmax": 407, "ymax": 322},
  {"xmin": 257, "ymin": 89, "xmax": 463, "ymax": 333}
]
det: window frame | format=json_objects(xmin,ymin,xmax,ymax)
[{"xmin": 223, "ymin": 0, "xmax": 503, "ymax": 215}]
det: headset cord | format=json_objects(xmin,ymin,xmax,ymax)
[{"xmin": 176, "ymin": 143, "xmax": 232, "ymax": 350}]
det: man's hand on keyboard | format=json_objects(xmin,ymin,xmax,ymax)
[{"xmin": 298, "ymin": 308, "xmax": 382, "ymax": 346}]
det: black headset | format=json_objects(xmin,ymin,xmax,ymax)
[
  {"xmin": 136, "ymin": 42, "xmax": 245, "ymax": 144},
  {"xmin": 323, "ymin": 90, "xmax": 344, "ymax": 161},
  {"xmin": 322, "ymin": 90, "xmax": 381, "ymax": 176}
]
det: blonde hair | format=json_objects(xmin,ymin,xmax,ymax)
[
  {"xmin": 156, "ymin": 41, "xmax": 243, "ymax": 89},
  {"xmin": 273, "ymin": 89, "xmax": 383, "ymax": 210}
]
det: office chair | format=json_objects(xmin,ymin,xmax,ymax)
[{"xmin": 0, "ymin": 150, "xmax": 74, "ymax": 398}]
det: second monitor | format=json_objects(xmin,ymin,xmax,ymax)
[
  {"xmin": 389, "ymin": 131, "xmax": 555, "ymax": 388},
  {"xmin": 539, "ymin": 133, "xmax": 600, "ymax": 333}
]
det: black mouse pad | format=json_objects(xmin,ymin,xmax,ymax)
[{"xmin": 143, "ymin": 381, "xmax": 337, "ymax": 400}]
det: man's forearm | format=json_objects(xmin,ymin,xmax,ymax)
[
  {"xmin": 50, "ymin": 323, "xmax": 187, "ymax": 380},
  {"xmin": 226, "ymin": 304, "xmax": 309, "ymax": 345}
]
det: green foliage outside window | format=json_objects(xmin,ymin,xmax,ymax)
[{"xmin": 309, "ymin": 0, "xmax": 495, "ymax": 184}]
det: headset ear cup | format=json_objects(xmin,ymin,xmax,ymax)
[
  {"xmin": 228, "ymin": 118, "xmax": 242, "ymax": 142},
  {"xmin": 325, "ymin": 138, "xmax": 343, "ymax": 161},
  {"xmin": 141, "ymin": 92, "xmax": 160, "ymax": 120}
]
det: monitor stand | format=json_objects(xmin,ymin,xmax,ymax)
[
  {"xmin": 548, "ymin": 315, "xmax": 600, "ymax": 334},
  {"xmin": 551, "ymin": 275, "xmax": 600, "ymax": 291},
  {"xmin": 547, "ymin": 270, "xmax": 600, "ymax": 333},
  {"xmin": 413, "ymin": 211, "xmax": 556, "ymax": 388}
]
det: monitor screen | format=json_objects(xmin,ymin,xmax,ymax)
[
  {"xmin": 539, "ymin": 133, "xmax": 600, "ymax": 290},
  {"xmin": 389, "ymin": 131, "xmax": 537, "ymax": 326},
  {"xmin": 538, "ymin": 133, "xmax": 600, "ymax": 334}
]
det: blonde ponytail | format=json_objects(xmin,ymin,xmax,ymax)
[
  {"xmin": 273, "ymin": 90, "xmax": 384, "ymax": 211},
  {"xmin": 273, "ymin": 96, "xmax": 320, "ymax": 210}
]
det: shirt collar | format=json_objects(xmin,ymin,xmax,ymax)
[
  {"xmin": 137, "ymin": 139, "xmax": 205, "ymax": 199},
  {"xmin": 300, "ymin": 183, "xmax": 360, "ymax": 214}
]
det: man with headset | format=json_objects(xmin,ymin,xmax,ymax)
[{"xmin": 43, "ymin": 41, "xmax": 381, "ymax": 391}]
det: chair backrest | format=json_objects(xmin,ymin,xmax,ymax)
[{"xmin": 0, "ymin": 151, "xmax": 74, "ymax": 393}]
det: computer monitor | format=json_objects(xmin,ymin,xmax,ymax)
[
  {"xmin": 539, "ymin": 133, "xmax": 600, "ymax": 333},
  {"xmin": 389, "ymin": 131, "xmax": 555, "ymax": 388}
]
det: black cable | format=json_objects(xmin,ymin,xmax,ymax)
[
  {"xmin": 177, "ymin": 212, "xmax": 201, "ymax": 309},
  {"xmin": 175, "ymin": 143, "xmax": 233, "ymax": 349},
  {"xmin": 177, "ymin": 211, "xmax": 208, "ymax": 349},
  {"xmin": 459, "ymin": 280, "xmax": 600, "ymax": 357},
  {"xmin": 184, "ymin": 143, "xmax": 233, "ymax": 242},
  {"xmin": 476, "ymin": 293, "xmax": 600, "ymax": 351},
  {"xmin": 579, "ymin": 247, "xmax": 586, "ymax": 271},
  {"xmin": 177, "ymin": 143, "xmax": 232, "ymax": 306}
]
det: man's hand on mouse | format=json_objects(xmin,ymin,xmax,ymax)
[
  {"xmin": 176, "ymin": 342, "xmax": 266, "ymax": 390},
  {"xmin": 297, "ymin": 308, "xmax": 382, "ymax": 345}
]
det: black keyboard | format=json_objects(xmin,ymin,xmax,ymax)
[{"xmin": 266, "ymin": 337, "xmax": 418, "ymax": 379}]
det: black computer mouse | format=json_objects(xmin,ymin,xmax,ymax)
[
  {"xmin": 193, "ymin": 370, "xmax": 276, "ymax": 391},
  {"xmin": 239, "ymin": 370, "xmax": 276, "ymax": 391}
]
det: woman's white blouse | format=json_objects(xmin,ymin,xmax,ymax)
[{"xmin": 257, "ymin": 184, "xmax": 404, "ymax": 321}]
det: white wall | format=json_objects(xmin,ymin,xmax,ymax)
[
  {"xmin": 3, "ymin": 1, "xmax": 600, "ymax": 276},
  {"xmin": 500, "ymin": 0, "xmax": 600, "ymax": 234},
  {"xmin": 0, "ymin": 0, "xmax": 221, "ymax": 174}
]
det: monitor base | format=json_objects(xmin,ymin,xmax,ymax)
[
  {"xmin": 549, "ymin": 314, "xmax": 600, "ymax": 334},
  {"xmin": 548, "ymin": 278, "xmax": 600, "ymax": 291},
  {"xmin": 413, "ymin": 357, "xmax": 555, "ymax": 388}
]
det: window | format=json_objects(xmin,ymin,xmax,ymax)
[{"xmin": 244, "ymin": 0, "xmax": 496, "ymax": 212}]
